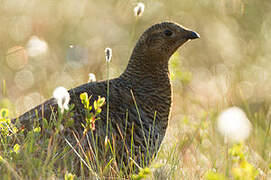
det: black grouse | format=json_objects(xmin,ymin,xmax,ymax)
[{"xmin": 14, "ymin": 21, "xmax": 199, "ymax": 173}]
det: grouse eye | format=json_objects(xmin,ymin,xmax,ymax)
[{"xmin": 164, "ymin": 29, "xmax": 173, "ymax": 37}]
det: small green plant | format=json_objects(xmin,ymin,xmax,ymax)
[
  {"xmin": 204, "ymin": 170, "xmax": 226, "ymax": 180},
  {"xmin": 0, "ymin": 108, "xmax": 17, "ymax": 137},
  {"xmin": 80, "ymin": 92, "xmax": 105, "ymax": 133},
  {"xmin": 169, "ymin": 52, "xmax": 192, "ymax": 85},
  {"xmin": 229, "ymin": 144, "xmax": 259, "ymax": 180},
  {"xmin": 131, "ymin": 167, "xmax": 151, "ymax": 180},
  {"xmin": 65, "ymin": 172, "xmax": 76, "ymax": 180}
]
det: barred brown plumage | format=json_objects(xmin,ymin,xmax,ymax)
[{"xmin": 14, "ymin": 22, "xmax": 199, "ymax": 174}]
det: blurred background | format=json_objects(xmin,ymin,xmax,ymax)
[
  {"xmin": 0, "ymin": 0, "xmax": 271, "ymax": 178},
  {"xmin": 1, "ymin": 0, "xmax": 271, "ymax": 116}
]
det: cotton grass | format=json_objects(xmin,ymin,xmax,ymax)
[
  {"xmin": 105, "ymin": 47, "xmax": 112, "ymax": 62},
  {"xmin": 134, "ymin": 2, "xmax": 145, "ymax": 17},
  {"xmin": 53, "ymin": 87, "xmax": 70, "ymax": 113},
  {"xmin": 27, "ymin": 36, "xmax": 48, "ymax": 57},
  {"xmin": 217, "ymin": 106, "xmax": 252, "ymax": 143},
  {"xmin": 88, "ymin": 73, "xmax": 96, "ymax": 82}
]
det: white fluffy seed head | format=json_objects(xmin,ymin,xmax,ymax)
[
  {"xmin": 134, "ymin": 2, "xmax": 145, "ymax": 17},
  {"xmin": 88, "ymin": 73, "xmax": 96, "ymax": 82},
  {"xmin": 53, "ymin": 86, "xmax": 70, "ymax": 113},
  {"xmin": 217, "ymin": 106, "xmax": 252, "ymax": 143},
  {"xmin": 27, "ymin": 36, "xmax": 48, "ymax": 57},
  {"xmin": 105, "ymin": 47, "xmax": 112, "ymax": 62}
]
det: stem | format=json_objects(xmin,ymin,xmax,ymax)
[
  {"xmin": 106, "ymin": 61, "xmax": 110, "ymax": 138},
  {"xmin": 130, "ymin": 90, "xmax": 147, "ymax": 148},
  {"xmin": 262, "ymin": 117, "xmax": 271, "ymax": 158},
  {"xmin": 225, "ymin": 137, "xmax": 229, "ymax": 178}
]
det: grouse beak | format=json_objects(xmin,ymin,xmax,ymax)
[{"xmin": 186, "ymin": 30, "xmax": 200, "ymax": 40}]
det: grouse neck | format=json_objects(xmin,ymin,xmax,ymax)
[{"xmin": 120, "ymin": 47, "xmax": 170, "ymax": 82}]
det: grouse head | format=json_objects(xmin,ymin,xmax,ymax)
[{"xmin": 134, "ymin": 22, "xmax": 199, "ymax": 62}]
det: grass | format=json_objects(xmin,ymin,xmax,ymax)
[
  {"xmin": 1, "ymin": 60, "xmax": 270, "ymax": 179},
  {"xmin": 1, "ymin": 0, "xmax": 271, "ymax": 179}
]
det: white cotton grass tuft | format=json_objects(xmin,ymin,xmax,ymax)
[
  {"xmin": 88, "ymin": 73, "xmax": 96, "ymax": 82},
  {"xmin": 105, "ymin": 47, "xmax": 112, "ymax": 62},
  {"xmin": 27, "ymin": 36, "xmax": 48, "ymax": 57},
  {"xmin": 134, "ymin": 2, "xmax": 145, "ymax": 17},
  {"xmin": 217, "ymin": 106, "xmax": 252, "ymax": 143},
  {"xmin": 53, "ymin": 87, "xmax": 70, "ymax": 113}
]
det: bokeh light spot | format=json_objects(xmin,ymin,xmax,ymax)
[
  {"xmin": 6, "ymin": 46, "xmax": 28, "ymax": 70},
  {"xmin": 14, "ymin": 70, "xmax": 34, "ymax": 90}
]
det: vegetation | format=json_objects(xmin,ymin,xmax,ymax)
[{"xmin": 0, "ymin": 0, "xmax": 271, "ymax": 179}]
